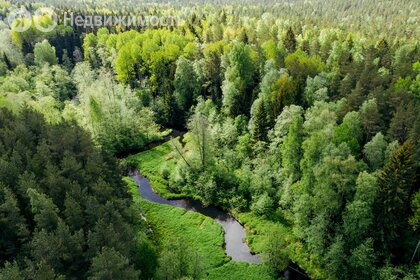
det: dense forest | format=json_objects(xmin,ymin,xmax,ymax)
[{"xmin": 1, "ymin": 0, "xmax": 419, "ymax": 279}]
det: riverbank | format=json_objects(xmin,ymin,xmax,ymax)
[
  {"xmin": 125, "ymin": 177, "xmax": 274, "ymax": 279},
  {"xmin": 236, "ymin": 212, "xmax": 320, "ymax": 279},
  {"xmin": 125, "ymin": 140, "xmax": 316, "ymax": 279},
  {"xmin": 124, "ymin": 139, "xmax": 186, "ymax": 199},
  {"xmin": 126, "ymin": 177, "xmax": 227, "ymax": 268}
]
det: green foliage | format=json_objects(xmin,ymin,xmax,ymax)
[
  {"xmin": 27, "ymin": 188, "xmax": 60, "ymax": 231},
  {"xmin": 0, "ymin": 185, "xmax": 29, "ymax": 264},
  {"xmin": 363, "ymin": 132, "xmax": 387, "ymax": 170},
  {"xmin": 261, "ymin": 40, "xmax": 283, "ymax": 67},
  {"xmin": 410, "ymin": 191, "xmax": 420, "ymax": 230},
  {"xmin": 205, "ymin": 262, "xmax": 273, "ymax": 280},
  {"xmin": 263, "ymin": 233, "xmax": 289, "ymax": 273},
  {"xmin": 376, "ymin": 140, "xmax": 418, "ymax": 259},
  {"xmin": 201, "ymin": 41, "xmax": 225, "ymax": 104},
  {"xmin": 222, "ymin": 42, "xmax": 256, "ymax": 117},
  {"xmin": 359, "ymin": 98, "xmax": 381, "ymax": 140},
  {"xmin": 304, "ymin": 74, "xmax": 329, "ymax": 106},
  {"xmin": 250, "ymin": 98, "xmax": 269, "ymax": 142},
  {"xmin": 34, "ymin": 40, "xmax": 58, "ymax": 66},
  {"xmin": 83, "ymin": 33, "xmax": 99, "ymax": 68},
  {"xmin": 334, "ymin": 111, "xmax": 363, "ymax": 154},
  {"xmin": 285, "ymin": 49, "xmax": 325, "ymax": 100},
  {"xmin": 324, "ymin": 235, "xmax": 347, "ymax": 279},
  {"xmin": 280, "ymin": 113, "xmax": 304, "ymax": 182},
  {"xmin": 251, "ymin": 193, "xmax": 274, "ymax": 216},
  {"xmin": 343, "ymin": 172, "xmax": 378, "ymax": 246},
  {"xmin": 257, "ymin": 60, "xmax": 280, "ymax": 124},
  {"xmin": 0, "ymin": 261, "xmax": 25, "ymax": 280},
  {"xmin": 126, "ymin": 140, "xmax": 181, "ymax": 199},
  {"xmin": 174, "ymin": 56, "xmax": 200, "ymax": 123},
  {"xmin": 0, "ymin": 108, "xmax": 154, "ymax": 278},
  {"xmin": 348, "ymin": 238, "xmax": 377, "ymax": 279},
  {"xmin": 88, "ymin": 247, "xmax": 140, "ymax": 280},
  {"xmin": 111, "ymin": 29, "xmax": 192, "ymax": 106},
  {"xmin": 0, "ymin": 29, "xmax": 24, "ymax": 68},
  {"xmin": 156, "ymin": 237, "xmax": 206, "ymax": 280},
  {"xmin": 186, "ymin": 101, "xmax": 215, "ymax": 171},
  {"xmin": 388, "ymin": 102, "xmax": 417, "ymax": 144},
  {"xmin": 271, "ymin": 74, "xmax": 296, "ymax": 117},
  {"xmin": 68, "ymin": 65, "xmax": 162, "ymax": 154},
  {"xmin": 283, "ymin": 27, "xmax": 297, "ymax": 53},
  {"xmin": 127, "ymin": 179, "xmax": 227, "ymax": 270},
  {"xmin": 236, "ymin": 212, "xmax": 320, "ymax": 278}
]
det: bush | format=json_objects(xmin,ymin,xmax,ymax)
[
  {"xmin": 251, "ymin": 193, "xmax": 274, "ymax": 216},
  {"xmin": 160, "ymin": 165, "xmax": 171, "ymax": 180},
  {"xmin": 119, "ymin": 158, "xmax": 138, "ymax": 175}
]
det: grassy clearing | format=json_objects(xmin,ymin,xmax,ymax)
[
  {"xmin": 205, "ymin": 262, "xmax": 273, "ymax": 280},
  {"xmin": 126, "ymin": 177, "xmax": 227, "ymax": 269},
  {"xmin": 236, "ymin": 212, "xmax": 292, "ymax": 253},
  {"xmin": 126, "ymin": 140, "xmax": 185, "ymax": 199}
]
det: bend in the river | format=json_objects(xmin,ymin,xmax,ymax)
[{"xmin": 131, "ymin": 171, "xmax": 261, "ymax": 263}]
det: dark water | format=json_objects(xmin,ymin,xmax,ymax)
[{"xmin": 131, "ymin": 171, "xmax": 310, "ymax": 279}]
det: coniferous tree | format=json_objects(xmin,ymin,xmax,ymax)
[
  {"xmin": 376, "ymin": 38, "xmax": 392, "ymax": 69},
  {"xmin": 283, "ymin": 27, "xmax": 297, "ymax": 53},
  {"xmin": 88, "ymin": 247, "xmax": 140, "ymax": 280},
  {"xmin": 0, "ymin": 185, "xmax": 29, "ymax": 264},
  {"xmin": 251, "ymin": 99, "xmax": 268, "ymax": 142},
  {"xmin": 2, "ymin": 53, "xmax": 12, "ymax": 70},
  {"xmin": 376, "ymin": 140, "xmax": 418, "ymax": 260},
  {"xmin": 0, "ymin": 108, "xmax": 156, "ymax": 278},
  {"xmin": 359, "ymin": 98, "xmax": 381, "ymax": 141}
]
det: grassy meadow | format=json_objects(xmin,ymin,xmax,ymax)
[{"xmin": 125, "ymin": 139, "xmax": 188, "ymax": 199}]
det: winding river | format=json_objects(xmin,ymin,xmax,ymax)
[
  {"xmin": 131, "ymin": 171, "xmax": 261, "ymax": 263},
  {"xmin": 131, "ymin": 171, "xmax": 309, "ymax": 279}
]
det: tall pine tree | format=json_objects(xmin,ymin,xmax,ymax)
[
  {"xmin": 283, "ymin": 27, "xmax": 297, "ymax": 53},
  {"xmin": 251, "ymin": 99, "xmax": 268, "ymax": 142},
  {"xmin": 376, "ymin": 140, "xmax": 418, "ymax": 261}
]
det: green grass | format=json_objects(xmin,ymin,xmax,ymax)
[
  {"xmin": 205, "ymin": 262, "xmax": 274, "ymax": 280},
  {"xmin": 125, "ymin": 176, "xmax": 275, "ymax": 279},
  {"xmin": 126, "ymin": 177, "xmax": 227, "ymax": 269},
  {"xmin": 237, "ymin": 212, "xmax": 292, "ymax": 253},
  {"xmin": 125, "ymin": 142, "xmax": 311, "ymax": 279},
  {"xmin": 126, "ymin": 139, "xmax": 185, "ymax": 199},
  {"xmin": 237, "ymin": 212, "xmax": 323, "ymax": 279}
]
